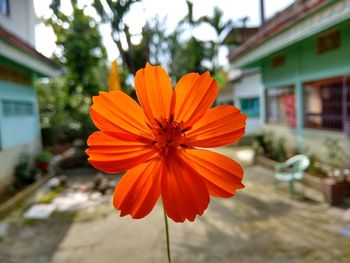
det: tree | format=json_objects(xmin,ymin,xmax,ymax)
[
  {"xmin": 168, "ymin": 33, "xmax": 215, "ymax": 81},
  {"xmin": 46, "ymin": 1, "xmax": 107, "ymax": 97},
  {"xmin": 93, "ymin": 0, "xmax": 145, "ymax": 75},
  {"xmin": 166, "ymin": 2, "xmax": 233, "ymax": 81},
  {"xmin": 36, "ymin": 1, "xmax": 108, "ymax": 145}
]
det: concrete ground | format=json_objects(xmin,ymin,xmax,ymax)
[{"xmin": 0, "ymin": 147, "xmax": 349, "ymax": 263}]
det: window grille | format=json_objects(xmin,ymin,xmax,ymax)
[{"xmin": 2, "ymin": 100, "xmax": 34, "ymax": 117}]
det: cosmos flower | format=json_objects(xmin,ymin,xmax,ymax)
[{"xmin": 86, "ymin": 63, "xmax": 247, "ymax": 222}]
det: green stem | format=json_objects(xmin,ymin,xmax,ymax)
[{"xmin": 163, "ymin": 208, "xmax": 172, "ymax": 263}]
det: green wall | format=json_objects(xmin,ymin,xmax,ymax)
[
  {"xmin": 259, "ymin": 19, "xmax": 350, "ymax": 151},
  {"xmin": 0, "ymin": 80, "xmax": 40, "ymax": 149},
  {"xmin": 0, "ymin": 57, "xmax": 40, "ymax": 149},
  {"xmin": 262, "ymin": 20, "xmax": 350, "ymax": 88}
]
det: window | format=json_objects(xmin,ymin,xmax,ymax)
[
  {"xmin": 2, "ymin": 100, "xmax": 34, "ymax": 117},
  {"xmin": 271, "ymin": 54, "xmax": 286, "ymax": 68},
  {"xmin": 266, "ymin": 86, "xmax": 296, "ymax": 126},
  {"xmin": 0, "ymin": 0, "xmax": 9, "ymax": 16},
  {"xmin": 240, "ymin": 97, "xmax": 259, "ymax": 118},
  {"xmin": 316, "ymin": 30, "xmax": 340, "ymax": 54},
  {"xmin": 1, "ymin": 99, "xmax": 37, "ymax": 149},
  {"xmin": 304, "ymin": 77, "xmax": 349, "ymax": 131}
]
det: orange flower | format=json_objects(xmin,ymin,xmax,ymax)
[{"xmin": 86, "ymin": 63, "xmax": 247, "ymax": 222}]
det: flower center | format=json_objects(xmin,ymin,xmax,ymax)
[{"xmin": 151, "ymin": 116, "xmax": 189, "ymax": 156}]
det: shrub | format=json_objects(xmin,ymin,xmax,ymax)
[{"xmin": 252, "ymin": 132, "xmax": 287, "ymax": 162}]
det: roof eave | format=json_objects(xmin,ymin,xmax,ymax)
[
  {"xmin": 0, "ymin": 39, "xmax": 60, "ymax": 77},
  {"xmin": 228, "ymin": 0, "xmax": 336, "ymax": 67},
  {"xmin": 0, "ymin": 25, "xmax": 60, "ymax": 77}
]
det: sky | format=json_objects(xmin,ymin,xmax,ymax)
[{"xmin": 34, "ymin": 0, "xmax": 294, "ymax": 67}]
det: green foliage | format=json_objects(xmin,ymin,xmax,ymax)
[
  {"xmin": 46, "ymin": 4, "xmax": 107, "ymax": 96},
  {"xmin": 38, "ymin": 186, "xmax": 65, "ymax": 204},
  {"xmin": 37, "ymin": 1, "xmax": 236, "ymax": 141},
  {"xmin": 36, "ymin": 78, "xmax": 71, "ymax": 130},
  {"xmin": 252, "ymin": 132, "xmax": 287, "ymax": 162},
  {"xmin": 94, "ymin": 0, "xmax": 140, "ymax": 31},
  {"xmin": 14, "ymin": 153, "xmax": 37, "ymax": 188},
  {"xmin": 37, "ymin": 2, "xmax": 107, "ymax": 145},
  {"xmin": 93, "ymin": 0, "xmax": 143, "ymax": 75},
  {"xmin": 199, "ymin": 7, "xmax": 233, "ymax": 38},
  {"xmin": 35, "ymin": 150, "xmax": 53, "ymax": 164},
  {"xmin": 324, "ymin": 138, "xmax": 350, "ymax": 169},
  {"xmin": 36, "ymin": 76, "xmax": 94, "ymax": 145},
  {"xmin": 168, "ymin": 34, "xmax": 215, "ymax": 81},
  {"xmin": 306, "ymin": 154, "xmax": 328, "ymax": 178},
  {"xmin": 180, "ymin": 1, "xmax": 233, "ymax": 38},
  {"xmin": 143, "ymin": 17, "xmax": 168, "ymax": 65},
  {"xmin": 252, "ymin": 133, "xmax": 350, "ymax": 177},
  {"xmin": 92, "ymin": 0, "xmax": 231, "ymax": 82},
  {"xmin": 167, "ymin": 2, "xmax": 233, "ymax": 81}
]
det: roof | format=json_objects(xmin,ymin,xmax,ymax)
[
  {"xmin": 223, "ymin": 27, "xmax": 260, "ymax": 46},
  {"xmin": 0, "ymin": 24, "xmax": 60, "ymax": 76},
  {"xmin": 229, "ymin": 0, "xmax": 329, "ymax": 62}
]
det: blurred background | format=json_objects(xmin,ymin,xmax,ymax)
[{"xmin": 0, "ymin": 0, "xmax": 349, "ymax": 262}]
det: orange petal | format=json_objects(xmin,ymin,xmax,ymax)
[
  {"xmin": 90, "ymin": 90, "xmax": 153, "ymax": 140},
  {"xmin": 135, "ymin": 63, "xmax": 173, "ymax": 126},
  {"xmin": 161, "ymin": 151, "xmax": 210, "ymax": 222},
  {"xmin": 186, "ymin": 105, "xmax": 247, "ymax": 148},
  {"xmin": 113, "ymin": 158, "xmax": 162, "ymax": 219},
  {"xmin": 86, "ymin": 131, "xmax": 157, "ymax": 173},
  {"xmin": 179, "ymin": 148, "xmax": 244, "ymax": 198},
  {"xmin": 173, "ymin": 72, "xmax": 218, "ymax": 128}
]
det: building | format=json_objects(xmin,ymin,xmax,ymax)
[
  {"xmin": 230, "ymin": 0, "xmax": 350, "ymax": 158},
  {"xmin": 218, "ymin": 27, "xmax": 263, "ymax": 135},
  {"xmin": 0, "ymin": 0, "xmax": 59, "ymax": 188}
]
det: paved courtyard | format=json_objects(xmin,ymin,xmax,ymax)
[{"xmin": 0, "ymin": 148, "xmax": 349, "ymax": 263}]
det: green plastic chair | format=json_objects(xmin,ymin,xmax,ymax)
[{"xmin": 274, "ymin": 155, "xmax": 310, "ymax": 197}]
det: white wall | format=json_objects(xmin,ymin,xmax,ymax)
[
  {"xmin": 217, "ymin": 84, "xmax": 235, "ymax": 105},
  {"xmin": 235, "ymin": 72, "xmax": 263, "ymax": 99},
  {"xmin": 0, "ymin": 0, "xmax": 36, "ymax": 46},
  {"xmin": 234, "ymin": 71, "xmax": 263, "ymax": 134},
  {"xmin": 0, "ymin": 139, "xmax": 41, "ymax": 189}
]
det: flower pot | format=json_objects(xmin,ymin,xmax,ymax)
[{"xmin": 323, "ymin": 178, "xmax": 348, "ymax": 206}]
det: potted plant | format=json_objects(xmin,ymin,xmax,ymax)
[
  {"xmin": 35, "ymin": 150, "xmax": 53, "ymax": 174},
  {"xmin": 14, "ymin": 153, "xmax": 37, "ymax": 188}
]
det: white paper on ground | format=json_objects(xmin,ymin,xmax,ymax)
[{"xmin": 23, "ymin": 204, "xmax": 56, "ymax": 219}]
